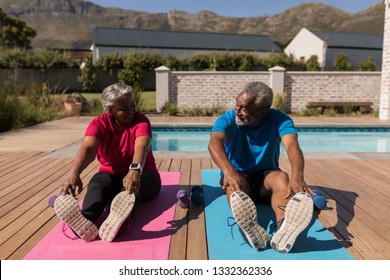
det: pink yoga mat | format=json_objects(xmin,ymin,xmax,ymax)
[{"xmin": 24, "ymin": 172, "xmax": 181, "ymax": 260}]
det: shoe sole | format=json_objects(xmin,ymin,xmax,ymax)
[
  {"xmin": 271, "ymin": 192, "xmax": 313, "ymax": 253},
  {"xmin": 54, "ymin": 194, "xmax": 98, "ymax": 242},
  {"xmin": 99, "ymin": 191, "xmax": 135, "ymax": 242},
  {"xmin": 230, "ymin": 191, "xmax": 270, "ymax": 250}
]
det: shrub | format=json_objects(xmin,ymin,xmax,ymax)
[
  {"xmin": 183, "ymin": 107, "xmax": 204, "ymax": 116},
  {"xmin": 189, "ymin": 53, "xmax": 212, "ymax": 71},
  {"xmin": 272, "ymin": 92, "xmax": 287, "ymax": 112},
  {"xmin": 164, "ymin": 53, "xmax": 182, "ymax": 71},
  {"xmin": 81, "ymin": 99, "xmax": 103, "ymax": 116},
  {"xmin": 118, "ymin": 55, "xmax": 142, "ymax": 89},
  {"xmin": 323, "ymin": 108, "xmax": 338, "ymax": 117},
  {"xmin": 18, "ymin": 104, "xmax": 60, "ymax": 127},
  {"xmin": 238, "ymin": 53, "xmax": 257, "ymax": 71},
  {"xmin": 118, "ymin": 52, "xmax": 165, "ymax": 91},
  {"xmin": 306, "ymin": 55, "xmax": 320, "ymax": 71},
  {"xmin": 33, "ymin": 49, "xmax": 80, "ymax": 69},
  {"xmin": 0, "ymin": 83, "xmax": 63, "ymax": 132},
  {"xmin": 0, "ymin": 48, "xmax": 34, "ymax": 68},
  {"xmin": 0, "ymin": 88, "xmax": 23, "ymax": 132},
  {"xmin": 26, "ymin": 82, "xmax": 60, "ymax": 108},
  {"xmin": 263, "ymin": 52, "xmax": 304, "ymax": 70},
  {"xmin": 132, "ymin": 86, "xmax": 145, "ymax": 112},
  {"xmin": 214, "ymin": 52, "xmax": 241, "ymax": 71},
  {"xmin": 334, "ymin": 53, "xmax": 351, "ymax": 71},
  {"xmin": 78, "ymin": 56, "xmax": 97, "ymax": 92},
  {"xmin": 96, "ymin": 53, "xmax": 124, "ymax": 76},
  {"xmin": 0, "ymin": 48, "xmax": 80, "ymax": 69},
  {"xmin": 358, "ymin": 56, "xmax": 376, "ymax": 71},
  {"xmin": 160, "ymin": 102, "xmax": 179, "ymax": 116},
  {"xmin": 135, "ymin": 52, "xmax": 164, "ymax": 71},
  {"xmin": 204, "ymin": 105, "xmax": 227, "ymax": 116},
  {"xmin": 299, "ymin": 107, "xmax": 318, "ymax": 117}
]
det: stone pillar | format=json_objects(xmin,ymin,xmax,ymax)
[
  {"xmin": 155, "ymin": 65, "xmax": 170, "ymax": 113},
  {"xmin": 269, "ymin": 66, "xmax": 286, "ymax": 94},
  {"xmin": 380, "ymin": 0, "xmax": 390, "ymax": 120}
]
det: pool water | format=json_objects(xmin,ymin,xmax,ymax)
[{"xmin": 151, "ymin": 128, "xmax": 390, "ymax": 152}]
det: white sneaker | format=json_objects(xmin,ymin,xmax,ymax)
[
  {"xmin": 271, "ymin": 192, "xmax": 313, "ymax": 253},
  {"xmin": 54, "ymin": 194, "xmax": 98, "ymax": 242},
  {"xmin": 230, "ymin": 191, "xmax": 270, "ymax": 250},
  {"xmin": 99, "ymin": 191, "xmax": 136, "ymax": 242}
]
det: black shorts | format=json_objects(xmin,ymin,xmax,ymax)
[{"xmin": 220, "ymin": 168, "xmax": 281, "ymax": 204}]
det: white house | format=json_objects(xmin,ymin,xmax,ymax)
[
  {"xmin": 284, "ymin": 27, "xmax": 383, "ymax": 70},
  {"xmin": 91, "ymin": 27, "xmax": 281, "ymax": 63}
]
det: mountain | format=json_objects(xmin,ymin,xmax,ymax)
[{"xmin": 0, "ymin": 0, "xmax": 385, "ymax": 49}]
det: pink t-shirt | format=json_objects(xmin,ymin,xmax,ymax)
[{"xmin": 85, "ymin": 112, "xmax": 158, "ymax": 177}]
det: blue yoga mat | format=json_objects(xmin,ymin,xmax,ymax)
[{"xmin": 202, "ymin": 169, "xmax": 354, "ymax": 260}]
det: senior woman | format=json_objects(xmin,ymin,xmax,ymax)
[{"xmin": 54, "ymin": 83, "xmax": 161, "ymax": 242}]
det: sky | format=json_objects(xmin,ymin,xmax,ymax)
[{"xmin": 87, "ymin": 0, "xmax": 382, "ymax": 18}]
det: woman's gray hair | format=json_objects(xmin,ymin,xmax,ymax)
[
  {"xmin": 101, "ymin": 83, "xmax": 135, "ymax": 113},
  {"xmin": 243, "ymin": 81, "xmax": 273, "ymax": 109}
]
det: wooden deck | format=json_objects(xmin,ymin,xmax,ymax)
[{"xmin": 1, "ymin": 116, "xmax": 390, "ymax": 260}]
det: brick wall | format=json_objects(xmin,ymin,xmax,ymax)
[
  {"xmin": 285, "ymin": 72, "xmax": 381, "ymax": 112},
  {"xmin": 158, "ymin": 68, "xmax": 381, "ymax": 113},
  {"xmin": 169, "ymin": 72, "xmax": 270, "ymax": 110},
  {"xmin": 380, "ymin": 1, "xmax": 390, "ymax": 120}
]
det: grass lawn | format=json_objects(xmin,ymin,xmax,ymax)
[
  {"xmin": 81, "ymin": 91, "xmax": 156, "ymax": 112},
  {"xmin": 138, "ymin": 91, "xmax": 156, "ymax": 112},
  {"xmin": 57, "ymin": 91, "xmax": 156, "ymax": 113}
]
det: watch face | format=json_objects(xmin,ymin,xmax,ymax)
[{"xmin": 130, "ymin": 163, "xmax": 140, "ymax": 169}]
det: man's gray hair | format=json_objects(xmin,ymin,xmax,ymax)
[
  {"xmin": 101, "ymin": 83, "xmax": 135, "ymax": 113},
  {"xmin": 243, "ymin": 81, "xmax": 273, "ymax": 109}
]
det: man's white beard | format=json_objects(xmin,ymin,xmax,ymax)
[{"xmin": 235, "ymin": 115, "xmax": 255, "ymax": 126}]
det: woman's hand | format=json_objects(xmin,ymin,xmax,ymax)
[
  {"xmin": 62, "ymin": 136, "xmax": 98, "ymax": 197},
  {"xmin": 62, "ymin": 171, "xmax": 83, "ymax": 197},
  {"xmin": 123, "ymin": 170, "xmax": 141, "ymax": 194}
]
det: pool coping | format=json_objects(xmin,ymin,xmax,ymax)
[
  {"xmin": 44, "ymin": 119, "xmax": 390, "ymax": 160},
  {"xmin": 150, "ymin": 122, "xmax": 390, "ymax": 159},
  {"xmin": 152, "ymin": 122, "xmax": 390, "ymax": 129},
  {"xmin": 152, "ymin": 151, "xmax": 390, "ymax": 160}
]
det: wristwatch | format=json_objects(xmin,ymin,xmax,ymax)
[{"xmin": 129, "ymin": 163, "xmax": 143, "ymax": 174}]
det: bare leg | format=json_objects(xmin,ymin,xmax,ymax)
[
  {"xmin": 226, "ymin": 173, "xmax": 270, "ymax": 250},
  {"xmin": 263, "ymin": 171, "xmax": 290, "ymax": 223},
  {"xmin": 224, "ymin": 172, "xmax": 252, "ymax": 205}
]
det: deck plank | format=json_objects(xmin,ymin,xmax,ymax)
[
  {"xmin": 1, "ymin": 161, "xmax": 100, "ymax": 260},
  {"xmin": 186, "ymin": 158, "xmax": 208, "ymax": 260},
  {"xmin": 299, "ymin": 160, "xmax": 390, "ymax": 259},
  {"xmin": 169, "ymin": 158, "xmax": 192, "ymax": 260},
  {"xmin": 0, "ymin": 152, "xmax": 44, "ymax": 177},
  {"xmin": 1, "ymin": 116, "xmax": 390, "ymax": 260},
  {"xmin": 0, "ymin": 157, "xmax": 55, "ymax": 189},
  {"xmin": 0, "ymin": 159, "xmax": 73, "ymax": 219},
  {"xmin": 167, "ymin": 159, "xmax": 188, "ymax": 260}
]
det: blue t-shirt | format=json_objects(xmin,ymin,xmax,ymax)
[{"xmin": 211, "ymin": 109, "xmax": 297, "ymax": 174}]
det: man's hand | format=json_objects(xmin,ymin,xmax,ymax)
[
  {"xmin": 286, "ymin": 177, "xmax": 314, "ymax": 198},
  {"xmin": 222, "ymin": 171, "xmax": 242, "ymax": 193}
]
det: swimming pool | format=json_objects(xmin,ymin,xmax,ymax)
[{"xmin": 151, "ymin": 127, "xmax": 390, "ymax": 152}]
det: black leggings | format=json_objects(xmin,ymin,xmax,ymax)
[{"xmin": 81, "ymin": 170, "xmax": 161, "ymax": 223}]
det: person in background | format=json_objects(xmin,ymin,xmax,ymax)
[
  {"xmin": 54, "ymin": 83, "xmax": 161, "ymax": 242},
  {"xmin": 208, "ymin": 81, "xmax": 314, "ymax": 253}
]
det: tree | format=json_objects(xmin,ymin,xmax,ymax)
[
  {"xmin": 78, "ymin": 56, "xmax": 97, "ymax": 92},
  {"xmin": 334, "ymin": 53, "xmax": 351, "ymax": 71},
  {"xmin": 0, "ymin": 8, "xmax": 37, "ymax": 49},
  {"xmin": 358, "ymin": 56, "xmax": 376, "ymax": 71},
  {"xmin": 305, "ymin": 55, "xmax": 320, "ymax": 71}
]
